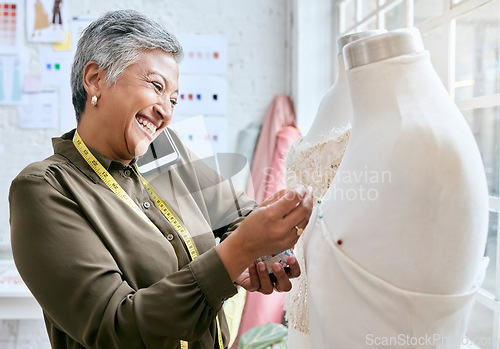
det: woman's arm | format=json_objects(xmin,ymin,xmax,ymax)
[{"xmin": 10, "ymin": 171, "xmax": 234, "ymax": 348}]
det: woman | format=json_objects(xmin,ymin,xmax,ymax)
[{"xmin": 9, "ymin": 10, "xmax": 312, "ymax": 349}]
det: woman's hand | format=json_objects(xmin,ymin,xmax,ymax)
[
  {"xmin": 243, "ymin": 185, "xmax": 313, "ymax": 257},
  {"xmin": 235, "ymin": 256, "xmax": 301, "ymax": 294},
  {"xmin": 216, "ymin": 185, "xmax": 313, "ymax": 284}
]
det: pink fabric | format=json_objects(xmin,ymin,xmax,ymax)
[
  {"xmin": 247, "ymin": 95, "xmax": 299, "ymax": 203},
  {"xmin": 266, "ymin": 126, "xmax": 301, "ymax": 196},
  {"xmin": 233, "ymin": 96, "xmax": 300, "ymax": 348},
  {"xmin": 232, "ymin": 292, "xmax": 286, "ymax": 348}
]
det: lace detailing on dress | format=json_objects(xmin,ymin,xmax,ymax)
[
  {"xmin": 285, "ymin": 126, "xmax": 351, "ymax": 199},
  {"xmin": 283, "ymin": 125, "xmax": 351, "ymax": 334}
]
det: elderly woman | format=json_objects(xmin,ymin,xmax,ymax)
[{"xmin": 9, "ymin": 9, "xmax": 312, "ymax": 349}]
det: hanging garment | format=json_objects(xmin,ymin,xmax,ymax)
[
  {"xmin": 233, "ymin": 96, "xmax": 300, "ymax": 349},
  {"xmin": 247, "ymin": 95, "xmax": 300, "ymax": 202}
]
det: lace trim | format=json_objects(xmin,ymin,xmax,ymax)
[{"xmin": 283, "ymin": 126, "xmax": 351, "ymax": 334}]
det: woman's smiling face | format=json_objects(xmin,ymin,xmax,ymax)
[{"xmin": 96, "ymin": 49, "xmax": 179, "ymax": 163}]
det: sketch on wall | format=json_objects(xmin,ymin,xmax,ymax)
[{"xmin": 25, "ymin": 0, "xmax": 66, "ymax": 42}]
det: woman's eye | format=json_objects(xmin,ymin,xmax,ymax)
[
  {"xmin": 151, "ymin": 81, "xmax": 163, "ymax": 92},
  {"xmin": 170, "ymin": 99, "xmax": 178, "ymax": 106}
]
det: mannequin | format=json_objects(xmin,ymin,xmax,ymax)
[
  {"xmin": 302, "ymin": 29, "xmax": 385, "ymax": 143},
  {"xmin": 304, "ymin": 28, "xmax": 489, "ymax": 348},
  {"xmin": 284, "ymin": 29, "xmax": 385, "ymax": 348}
]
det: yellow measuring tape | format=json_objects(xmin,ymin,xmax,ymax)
[{"xmin": 73, "ymin": 131, "xmax": 224, "ymax": 349}]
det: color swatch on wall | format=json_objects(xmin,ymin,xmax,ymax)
[
  {"xmin": 0, "ymin": 0, "xmax": 21, "ymax": 54},
  {"xmin": 175, "ymin": 75, "xmax": 227, "ymax": 115},
  {"xmin": 170, "ymin": 115, "xmax": 228, "ymax": 159},
  {"xmin": 177, "ymin": 35, "xmax": 227, "ymax": 75}
]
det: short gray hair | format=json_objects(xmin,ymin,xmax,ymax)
[{"xmin": 71, "ymin": 9, "xmax": 183, "ymax": 123}]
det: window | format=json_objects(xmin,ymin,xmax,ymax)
[{"xmin": 336, "ymin": 0, "xmax": 500, "ymax": 348}]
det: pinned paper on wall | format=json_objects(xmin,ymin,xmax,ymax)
[
  {"xmin": 175, "ymin": 75, "xmax": 227, "ymax": 115},
  {"xmin": 0, "ymin": 0, "xmax": 22, "ymax": 54},
  {"xmin": 170, "ymin": 115, "xmax": 214, "ymax": 160},
  {"xmin": 38, "ymin": 45, "xmax": 75, "ymax": 131},
  {"xmin": 52, "ymin": 31, "xmax": 70, "ymax": 51},
  {"xmin": 170, "ymin": 115, "xmax": 228, "ymax": 168},
  {"xmin": 18, "ymin": 89, "xmax": 58, "ymax": 129},
  {"xmin": 26, "ymin": 0, "xmax": 67, "ymax": 43},
  {"xmin": 70, "ymin": 16, "xmax": 95, "ymax": 55},
  {"xmin": 177, "ymin": 35, "xmax": 227, "ymax": 75},
  {"xmin": 170, "ymin": 116, "xmax": 246, "ymax": 189},
  {"xmin": 22, "ymin": 74, "xmax": 42, "ymax": 93},
  {"xmin": 0, "ymin": 55, "xmax": 23, "ymax": 105},
  {"xmin": 203, "ymin": 116, "xmax": 227, "ymax": 155}
]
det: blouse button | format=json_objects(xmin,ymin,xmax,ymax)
[
  {"xmin": 166, "ymin": 233, "xmax": 174, "ymax": 241},
  {"xmin": 124, "ymin": 169, "xmax": 131, "ymax": 177},
  {"xmin": 143, "ymin": 201, "xmax": 151, "ymax": 209}
]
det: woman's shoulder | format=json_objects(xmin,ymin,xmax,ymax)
[{"xmin": 12, "ymin": 153, "xmax": 70, "ymax": 183}]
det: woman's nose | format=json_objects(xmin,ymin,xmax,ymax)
[{"xmin": 153, "ymin": 102, "xmax": 171, "ymax": 122}]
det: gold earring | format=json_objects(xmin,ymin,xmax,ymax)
[{"xmin": 91, "ymin": 95, "xmax": 98, "ymax": 107}]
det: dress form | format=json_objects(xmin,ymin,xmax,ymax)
[
  {"xmin": 302, "ymin": 30, "xmax": 385, "ymax": 144},
  {"xmin": 284, "ymin": 30, "xmax": 384, "ymax": 349},
  {"xmin": 303, "ymin": 27, "xmax": 489, "ymax": 348}
]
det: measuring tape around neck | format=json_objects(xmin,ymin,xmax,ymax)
[{"xmin": 72, "ymin": 130, "xmax": 224, "ymax": 349}]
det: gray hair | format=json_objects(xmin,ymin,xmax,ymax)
[{"xmin": 71, "ymin": 9, "xmax": 183, "ymax": 123}]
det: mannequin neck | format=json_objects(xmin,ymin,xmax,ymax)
[
  {"xmin": 302, "ymin": 54, "xmax": 352, "ymax": 143},
  {"xmin": 344, "ymin": 28, "xmax": 424, "ymax": 70}
]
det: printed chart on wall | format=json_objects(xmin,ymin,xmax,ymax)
[
  {"xmin": 25, "ymin": 0, "xmax": 67, "ymax": 43},
  {"xmin": 175, "ymin": 75, "xmax": 227, "ymax": 115},
  {"xmin": 177, "ymin": 35, "xmax": 227, "ymax": 75},
  {"xmin": 175, "ymin": 35, "xmax": 228, "ymax": 116},
  {"xmin": 170, "ymin": 115, "xmax": 228, "ymax": 159},
  {"xmin": 0, "ymin": 0, "xmax": 22, "ymax": 54}
]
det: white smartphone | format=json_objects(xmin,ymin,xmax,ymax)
[{"xmin": 136, "ymin": 129, "xmax": 181, "ymax": 174}]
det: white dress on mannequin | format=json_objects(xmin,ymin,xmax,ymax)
[
  {"xmin": 284, "ymin": 30, "xmax": 385, "ymax": 348},
  {"xmin": 284, "ymin": 126, "xmax": 350, "ymax": 348},
  {"xmin": 304, "ymin": 28, "xmax": 489, "ymax": 348}
]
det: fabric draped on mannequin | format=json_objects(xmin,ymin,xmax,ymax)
[{"xmin": 283, "ymin": 125, "xmax": 351, "ymax": 342}]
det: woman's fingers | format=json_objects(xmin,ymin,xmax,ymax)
[
  {"xmin": 260, "ymin": 188, "xmax": 290, "ymax": 207},
  {"xmin": 247, "ymin": 263, "xmax": 260, "ymax": 291},
  {"xmin": 256, "ymin": 262, "xmax": 274, "ymax": 295},
  {"xmin": 285, "ymin": 256, "xmax": 301, "ymax": 279},
  {"xmin": 272, "ymin": 263, "xmax": 293, "ymax": 292},
  {"xmin": 282, "ymin": 187, "xmax": 313, "ymax": 231},
  {"xmin": 266, "ymin": 186, "xmax": 308, "ymax": 218}
]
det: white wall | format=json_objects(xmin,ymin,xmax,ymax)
[{"xmin": 0, "ymin": 0, "xmax": 290, "ymax": 346}]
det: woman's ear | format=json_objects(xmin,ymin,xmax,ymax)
[{"xmin": 82, "ymin": 61, "xmax": 103, "ymax": 99}]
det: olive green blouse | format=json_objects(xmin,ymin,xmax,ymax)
[{"xmin": 9, "ymin": 129, "xmax": 256, "ymax": 349}]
